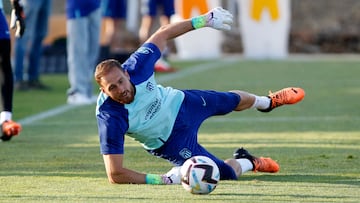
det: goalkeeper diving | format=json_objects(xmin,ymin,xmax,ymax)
[{"xmin": 94, "ymin": 7, "xmax": 305, "ymax": 185}]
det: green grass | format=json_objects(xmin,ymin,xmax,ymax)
[
  {"xmin": 11, "ymin": 75, "xmax": 69, "ymax": 119},
  {"xmin": 1, "ymin": 57, "xmax": 359, "ymax": 202}
]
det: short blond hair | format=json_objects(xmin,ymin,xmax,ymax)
[{"xmin": 94, "ymin": 59, "xmax": 123, "ymax": 85}]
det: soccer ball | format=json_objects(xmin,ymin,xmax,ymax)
[{"xmin": 180, "ymin": 156, "xmax": 220, "ymax": 194}]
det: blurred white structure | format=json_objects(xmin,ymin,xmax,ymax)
[
  {"xmin": 239, "ymin": 0, "xmax": 291, "ymax": 59},
  {"xmin": 126, "ymin": 0, "xmax": 140, "ymax": 33},
  {"xmin": 171, "ymin": 0, "xmax": 223, "ymax": 59}
]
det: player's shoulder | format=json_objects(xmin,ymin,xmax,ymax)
[
  {"xmin": 129, "ymin": 43, "xmax": 161, "ymax": 60},
  {"xmin": 96, "ymin": 94, "xmax": 128, "ymax": 116}
]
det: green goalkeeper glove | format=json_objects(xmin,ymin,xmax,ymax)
[
  {"xmin": 145, "ymin": 174, "xmax": 178, "ymax": 185},
  {"xmin": 191, "ymin": 7, "xmax": 233, "ymax": 31}
]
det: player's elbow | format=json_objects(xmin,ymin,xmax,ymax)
[
  {"xmin": 107, "ymin": 175, "xmax": 118, "ymax": 184},
  {"xmin": 147, "ymin": 25, "xmax": 171, "ymax": 50},
  {"xmin": 157, "ymin": 24, "xmax": 171, "ymax": 34},
  {"xmin": 107, "ymin": 172, "xmax": 129, "ymax": 184}
]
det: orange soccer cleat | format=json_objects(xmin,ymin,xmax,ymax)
[
  {"xmin": 259, "ymin": 87, "xmax": 305, "ymax": 112},
  {"xmin": 252, "ymin": 157, "xmax": 280, "ymax": 173},
  {"xmin": 233, "ymin": 147, "xmax": 279, "ymax": 173},
  {"xmin": 1, "ymin": 120, "xmax": 22, "ymax": 141}
]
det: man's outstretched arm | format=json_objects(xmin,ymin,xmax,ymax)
[
  {"xmin": 103, "ymin": 154, "xmax": 175, "ymax": 185},
  {"xmin": 146, "ymin": 7, "xmax": 233, "ymax": 52},
  {"xmin": 103, "ymin": 154, "xmax": 147, "ymax": 184}
]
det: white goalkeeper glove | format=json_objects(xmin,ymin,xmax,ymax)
[
  {"xmin": 191, "ymin": 7, "xmax": 233, "ymax": 31},
  {"xmin": 10, "ymin": 0, "xmax": 25, "ymax": 37},
  {"xmin": 163, "ymin": 166, "xmax": 181, "ymax": 184}
]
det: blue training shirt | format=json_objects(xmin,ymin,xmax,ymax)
[
  {"xmin": 96, "ymin": 43, "xmax": 185, "ymax": 154},
  {"xmin": 66, "ymin": 0, "xmax": 101, "ymax": 19}
]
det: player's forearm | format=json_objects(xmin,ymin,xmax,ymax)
[
  {"xmin": 146, "ymin": 19, "xmax": 194, "ymax": 52},
  {"xmin": 103, "ymin": 154, "xmax": 147, "ymax": 184},
  {"xmin": 157, "ymin": 20, "xmax": 194, "ymax": 41},
  {"xmin": 106, "ymin": 168, "xmax": 147, "ymax": 184}
]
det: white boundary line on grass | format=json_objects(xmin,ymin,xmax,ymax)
[
  {"xmin": 205, "ymin": 116, "xmax": 360, "ymax": 123},
  {"xmin": 18, "ymin": 58, "xmax": 238, "ymax": 126},
  {"xmin": 18, "ymin": 104, "xmax": 78, "ymax": 125}
]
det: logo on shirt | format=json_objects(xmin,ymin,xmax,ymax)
[
  {"xmin": 200, "ymin": 96, "xmax": 207, "ymax": 106},
  {"xmin": 179, "ymin": 148, "xmax": 192, "ymax": 159},
  {"xmin": 137, "ymin": 47, "xmax": 154, "ymax": 55},
  {"xmin": 146, "ymin": 81, "xmax": 155, "ymax": 91},
  {"xmin": 122, "ymin": 56, "xmax": 137, "ymax": 71},
  {"xmin": 145, "ymin": 98, "xmax": 161, "ymax": 120}
]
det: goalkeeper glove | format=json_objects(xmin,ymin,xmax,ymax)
[
  {"xmin": 145, "ymin": 174, "xmax": 179, "ymax": 185},
  {"xmin": 10, "ymin": 0, "xmax": 25, "ymax": 37},
  {"xmin": 191, "ymin": 7, "xmax": 233, "ymax": 31}
]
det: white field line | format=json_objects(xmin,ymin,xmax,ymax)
[
  {"xmin": 25, "ymin": 115, "xmax": 359, "ymax": 127},
  {"xmin": 18, "ymin": 58, "xmax": 238, "ymax": 126},
  {"xmin": 205, "ymin": 116, "xmax": 360, "ymax": 123},
  {"xmin": 18, "ymin": 105, "xmax": 78, "ymax": 125}
]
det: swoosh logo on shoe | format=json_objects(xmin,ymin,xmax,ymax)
[{"xmin": 200, "ymin": 96, "xmax": 206, "ymax": 106}]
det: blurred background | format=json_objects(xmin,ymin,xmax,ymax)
[{"xmin": 2, "ymin": 0, "xmax": 360, "ymax": 73}]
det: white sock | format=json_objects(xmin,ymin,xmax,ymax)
[
  {"xmin": 0, "ymin": 111, "xmax": 12, "ymax": 124},
  {"xmin": 251, "ymin": 95, "xmax": 271, "ymax": 110},
  {"xmin": 236, "ymin": 159, "xmax": 253, "ymax": 173}
]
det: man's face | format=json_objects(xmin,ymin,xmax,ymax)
[{"xmin": 99, "ymin": 67, "xmax": 135, "ymax": 104}]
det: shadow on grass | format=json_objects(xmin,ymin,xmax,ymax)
[
  {"xmin": 239, "ymin": 174, "xmax": 359, "ymax": 186},
  {"xmin": 2, "ymin": 195, "xmax": 151, "ymax": 202},
  {"xmin": 211, "ymin": 192, "xmax": 351, "ymax": 201}
]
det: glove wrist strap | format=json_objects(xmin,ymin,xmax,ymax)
[
  {"xmin": 145, "ymin": 174, "xmax": 163, "ymax": 185},
  {"xmin": 191, "ymin": 15, "xmax": 207, "ymax": 29}
]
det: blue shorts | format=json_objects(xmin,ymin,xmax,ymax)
[
  {"xmin": 148, "ymin": 90, "xmax": 240, "ymax": 180},
  {"xmin": 0, "ymin": 10, "xmax": 10, "ymax": 40},
  {"xmin": 102, "ymin": 0, "xmax": 127, "ymax": 19},
  {"xmin": 141, "ymin": 0, "xmax": 175, "ymax": 17}
]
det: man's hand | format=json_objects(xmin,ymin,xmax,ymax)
[
  {"xmin": 161, "ymin": 174, "xmax": 180, "ymax": 185},
  {"xmin": 191, "ymin": 7, "xmax": 234, "ymax": 31},
  {"xmin": 205, "ymin": 7, "xmax": 234, "ymax": 30},
  {"xmin": 10, "ymin": 0, "xmax": 25, "ymax": 37},
  {"xmin": 145, "ymin": 173, "xmax": 179, "ymax": 185},
  {"xmin": 163, "ymin": 166, "xmax": 181, "ymax": 184}
]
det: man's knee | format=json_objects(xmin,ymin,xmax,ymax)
[{"xmin": 224, "ymin": 158, "xmax": 241, "ymax": 178}]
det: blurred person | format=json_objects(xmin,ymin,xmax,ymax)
[
  {"xmin": 139, "ymin": 0, "xmax": 176, "ymax": 73},
  {"xmin": 13, "ymin": 0, "xmax": 51, "ymax": 91},
  {"xmin": 94, "ymin": 7, "xmax": 305, "ymax": 184},
  {"xmin": 100, "ymin": 0, "xmax": 136, "ymax": 63},
  {"xmin": 0, "ymin": 0, "xmax": 23, "ymax": 141},
  {"xmin": 101, "ymin": 0, "xmax": 127, "ymax": 56},
  {"xmin": 66, "ymin": 0, "xmax": 101, "ymax": 105}
]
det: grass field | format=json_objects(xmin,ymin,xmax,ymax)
[{"xmin": 1, "ymin": 56, "xmax": 359, "ymax": 202}]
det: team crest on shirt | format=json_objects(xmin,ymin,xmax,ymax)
[
  {"xmin": 137, "ymin": 47, "xmax": 154, "ymax": 54},
  {"xmin": 146, "ymin": 81, "xmax": 155, "ymax": 91},
  {"xmin": 179, "ymin": 148, "xmax": 192, "ymax": 159},
  {"xmin": 122, "ymin": 56, "xmax": 137, "ymax": 71}
]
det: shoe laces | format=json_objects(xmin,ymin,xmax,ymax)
[
  {"xmin": 252, "ymin": 157, "xmax": 263, "ymax": 172},
  {"xmin": 269, "ymin": 89, "xmax": 289, "ymax": 108}
]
